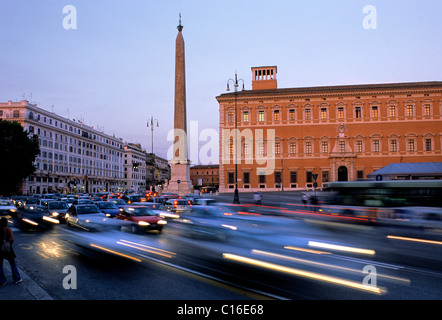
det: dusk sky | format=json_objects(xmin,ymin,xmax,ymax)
[{"xmin": 1, "ymin": 0, "xmax": 441, "ymax": 162}]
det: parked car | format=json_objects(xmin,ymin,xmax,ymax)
[
  {"xmin": 95, "ymin": 201, "xmax": 120, "ymax": 218},
  {"xmin": 116, "ymin": 205, "xmax": 167, "ymax": 233},
  {"xmin": 15, "ymin": 204, "xmax": 59, "ymax": 230}
]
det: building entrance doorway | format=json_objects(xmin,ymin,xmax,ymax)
[{"xmin": 338, "ymin": 166, "xmax": 348, "ymax": 181}]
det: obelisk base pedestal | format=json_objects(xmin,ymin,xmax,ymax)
[{"xmin": 164, "ymin": 161, "xmax": 193, "ymax": 196}]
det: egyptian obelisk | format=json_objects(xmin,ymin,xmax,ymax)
[{"xmin": 165, "ymin": 15, "xmax": 193, "ymax": 195}]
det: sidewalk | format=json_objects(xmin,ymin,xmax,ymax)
[{"xmin": 0, "ymin": 265, "xmax": 53, "ymax": 300}]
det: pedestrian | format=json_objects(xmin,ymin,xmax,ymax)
[
  {"xmin": 257, "ymin": 192, "xmax": 262, "ymax": 205},
  {"xmin": 0, "ymin": 217, "xmax": 22, "ymax": 285},
  {"xmin": 302, "ymin": 193, "xmax": 309, "ymax": 206}
]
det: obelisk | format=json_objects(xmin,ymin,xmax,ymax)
[{"xmin": 165, "ymin": 15, "xmax": 193, "ymax": 196}]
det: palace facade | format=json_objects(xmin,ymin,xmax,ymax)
[{"xmin": 216, "ymin": 66, "xmax": 442, "ymax": 192}]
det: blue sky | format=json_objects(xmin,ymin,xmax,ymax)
[{"xmin": 1, "ymin": 0, "xmax": 441, "ymax": 161}]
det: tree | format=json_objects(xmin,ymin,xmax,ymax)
[{"xmin": 0, "ymin": 120, "xmax": 40, "ymax": 195}]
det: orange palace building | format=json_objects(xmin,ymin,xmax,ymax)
[{"xmin": 216, "ymin": 66, "xmax": 442, "ymax": 193}]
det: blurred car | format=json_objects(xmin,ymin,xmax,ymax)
[
  {"xmin": 161, "ymin": 193, "xmax": 180, "ymax": 200},
  {"xmin": 122, "ymin": 194, "xmax": 146, "ymax": 204},
  {"xmin": 175, "ymin": 206, "xmax": 239, "ymax": 241},
  {"xmin": 47, "ymin": 201, "xmax": 70, "ymax": 222},
  {"xmin": 95, "ymin": 201, "xmax": 120, "ymax": 218},
  {"xmin": 65, "ymin": 204, "xmax": 107, "ymax": 230},
  {"xmin": 15, "ymin": 204, "xmax": 60, "ymax": 230},
  {"xmin": 131, "ymin": 202, "xmax": 180, "ymax": 219},
  {"xmin": 185, "ymin": 193, "xmax": 202, "ymax": 204},
  {"xmin": 116, "ymin": 205, "xmax": 167, "ymax": 233},
  {"xmin": 0, "ymin": 199, "xmax": 17, "ymax": 218},
  {"xmin": 38, "ymin": 199, "xmax": 56, "ymax": 207},
  {"xmin": 110, "ymin": 198, "xmax": 128, "ymax": 208},
  {"xmin": 161, "ymin": 199, "xmax": 192, "ymax": 213},
  {"xmin": 72, "ymin": 199, "xmax": 95, "ymax": 206},
  {"xmin": 60, "ymin": 197, "xmax": 75, "ymax": 207},
  {"xmin": 193, "ymin": 198, "xmax": 217, "ymax": 206}
]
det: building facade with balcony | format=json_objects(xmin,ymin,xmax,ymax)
[
  {"xmin": 216, "ymin": 66, "xmax": 442, "ymax": 192},
  {"xmin": 0, "ymin": 100, "xmax": 125, "ymax": 194}
]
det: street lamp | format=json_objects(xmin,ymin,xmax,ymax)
[
  {"xmin": 226, "ymin": 72, "xmax": 244, "ymax": 204},
  {"xmin": 147, "ymin": 116, "xmax": 159, "ymax": 154}
]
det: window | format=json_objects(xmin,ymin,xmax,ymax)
[
  {"xmin": 305, "ymin": 142, "xmax": 312, "ymax": 154},
  {"xmin": 338, "ymin": 141, "xmax": 345, "ymax": 153},
  {"xmin": 274, "ymin": 171, "xmax": 282, "ymax": 184},
  {"xmin": 228, "ymin": 172, "xmax": 235, "ymax": 184},
  {"xmin": 289, "ymin": 142, "xmax": 296, "ymax": 154},
  {"xmin": 290, "ymin": 171, "xmax": 298, "ymax": 183},
  {"xmin": 304, "ymin": 109, "xmax": 311, "ymax": 120},
  {"xmin": 258, "ymin": 142, "xmax": 265, "ymax": 156},
  {"xmin": 13, "ymin": 110, "xmax": 20, "ymax": 118},
  {"xmin": 423, "ymin": 104, "xmax": 431, "ymax": 116},
  {"xmin": 355, "ymin": 107, "xmax": 362, "ymax": 118},
  {"xmin": 406, "ymin": 105, "xmax": 414, "ymax": 117},
  {"xmin": 306, "ymin": 171, "xmax": 313, "ymax": 183},
  {"xmin": 389, "ymin": 106, "xmax": 397, "ymax": 118},
  {"xmin": 275, "ymin": 142, "xmax": 281, "ymax": 155},
  {"xmin": 320, "ymin": 108, "xmax": 327, "ymax": 120},
  {"xmin": 258, "ymin": 174, "xmax": 266, "ymax": 184},
  {"xmin": 356, "ymin": 141, "xmax": 363, "ymax": 153},
  {"xmin": 228, "ymin": 112, "xmax": 234, "ymax": 123},
  {"xmin": 273, "ymin": 110, "xmax": 280, "ymax": 121},
  {"xmin": 289, "ymin": 109, "xmax": 295, "ymax": 121},
  {"xmin": 322, "ymin": 171, "xmax": 329, "ymax": 183},
  {"xmin": 390, "ymin": 140, "xmax": 397, "ymax": 152},
  {"xmin": 357, "ymin": 170, "xmax": 365, "ymax": 179},
  {"xmin": 243, "ymin": 172, "xmax": 250, "ymax": 184},
  {"xmin": 337, "ymin": 107, "xmax": 344, "ymax": 120},
  {"xmin": 258, "ymin": 110, "xmax": 265, "ymax": 122},
  {"xmin": 321, "ymin": 141, "xmax": 328, "ymax": 153},
  {"xmin": 407, "ymin": 139, "xmax": 415, "ymax": 152},
  {"xmin": 425, "ymin": 139, "xmax": 432, "ymax": 151},
  {"xmin": 373, "ymin": 140, "xmax": 380, "ymax": 152},
  {"xmin": 243, "ymin": 111, "xmax": 249, "ymax": 122},
  {"xmin": 371, "ymin": 106, "xmax": 378, "ymax": 118},
  {"xmin": 229, "ymin": 139, "xmax": 234, "ymax": 156}
]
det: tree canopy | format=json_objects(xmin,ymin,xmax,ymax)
[{"xmin": 0, "ymin": 120, "xmax": 40, "ymax": 195}]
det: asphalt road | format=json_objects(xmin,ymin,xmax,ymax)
[{"xmin": 7, "ymin": 199, "xmax": 442, "ymax": 301}]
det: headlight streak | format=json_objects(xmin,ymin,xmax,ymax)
[
  {"xmin": 253, "ymin": 249, "xmax": 409, "ymax": 285},
  {"xmin": 222, "ymin": 224, "xmax": 237, "ymax": 231},
  {"xmin": 90, "ymin": 243, "xmax": 142, "ymax": 262},
  {"xmin": 284, "ymin": 246, "xmax": 331, "ymax": 255},
  {"xmin": 43, "ymin": 216, "xmax": 60, "ymax": 224},
  {"xmin": 387, "ymin": 235, "xmax": 442, "ymax": 246},
  {"xmin": 222, "ymin": 253, "xmax": 385, "ymax": 294},
  {"xmin": 308, "ymin": 241, "xmax": 375, "ymax": 255},
  {"xmin": 117, "ymin": 239, "xmax": 176, "ymax": 259},
  {"xmin": 22, "ymin": 218, "xmax": 38, "ymax": 226}
]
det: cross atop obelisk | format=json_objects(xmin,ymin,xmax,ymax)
[{"xmin": 164, "ymin": 14, "xmax": 193, "ymax": 195}]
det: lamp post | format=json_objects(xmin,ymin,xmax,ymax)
[
  {"xmin": 226, "ymin": 72, "xmax": 244, "ymax": 204},
  {"xmin": 147, "ymin": 116, "xmax": 159, "ymax": 154}
]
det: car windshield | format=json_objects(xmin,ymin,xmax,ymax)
[
  {"xmin": 124, "ymin": 207, "xmax": 155, "ymax": 216},
  {"xmin": 48, "ymin": 202, "xmax": 68, "ymax": 209},
  {"xmin": 111, "ymin": 199, "xmax": 126, "ymax": 204},
  {"xmin": 97, "ymin": 202, "xmax": 117, "ymax": 209},
  {"xmin": 25, "ymin": 206, "xmax": 49, "ymax": 214},
  {"xmin": 76, "ymin": 205, "xmax": 101, "ymax": 214},
  {"xmin": 0, "ymin": 200, "xmax": 14, "ymax": 206},
  {"xmin": 129, "ymin": 196, "xmax": 142, "ymax": 202}
]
